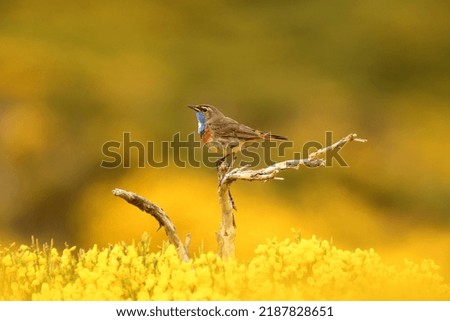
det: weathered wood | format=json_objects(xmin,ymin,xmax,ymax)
[{"xmin": 112, "ymin": 188, "xmax": 190, "ymax": 262}]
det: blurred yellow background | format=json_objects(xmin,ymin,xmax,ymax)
[{"xmin": 1, "ymin": 0, "xmax": 449, "ymax": 277}]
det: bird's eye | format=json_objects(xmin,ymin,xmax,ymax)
[{"xmin": 200, "ymin": 107, "xmax": 208, "ymax": 112}]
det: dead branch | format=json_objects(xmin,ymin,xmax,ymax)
[
  {"xmin": 112, "ymin": 188, "xmax": 190, "ymax": 262},
  {"xmin": 222, "ymin": 133, "xmax": 366, "ymax": 184},
  {"xmin": 112, "ymin": 133, "xmax": 366, "ymax": 261},
  {"xmin": 216, "ymin": 133, "xmax": 366, "ymax": 259}
]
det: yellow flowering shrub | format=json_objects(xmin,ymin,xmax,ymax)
[{"xmin": 1, "ymin": 235, "xmax": 449, "ymax": 300}]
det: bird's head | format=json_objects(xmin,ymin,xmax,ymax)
[
  {"xmin": 188, "ymin": 104, "xmax": 222, "ymax": 121},
  {"xmin": 188, "ymin": 104, "xmax": 224, "ymax": 136}
]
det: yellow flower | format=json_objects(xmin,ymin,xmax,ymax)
[{"xmin": 1, "ymin": 235, "xmax": 449, "ymax": 300}]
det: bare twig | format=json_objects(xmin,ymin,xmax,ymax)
[
  {"xmin": 112, "ymin": 188, "xmax": 190, "ymax": 262},
  {"xmin": 216, "ymin": 133, "xmax": 366, "ymax": 259},
  {"xmin": 222, "ymin": 133, "xmax": 366, "ymax": 184},
  {"xmin": 308, "ymin": 133, "xmax": 367, "ymax": 159}
]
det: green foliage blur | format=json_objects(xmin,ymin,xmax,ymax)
[{"xmin": 1, "ymin": 1, "xmax": 449, "ymax": 275}]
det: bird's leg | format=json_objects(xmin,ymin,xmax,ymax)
[
  {"xmin": 216, "ymin": 152, "xmax": 237, "ymax": 189},
  {"xmin": 216, "ymin": 152, "xmax": 235, "ymax": 170},
  {"xmin": 229, "ymin": 152, "xmax": 237, "ymax": 170},
  {"xmin": 215, "ymin": 154, "xmax": 228, "ymax": 168}
]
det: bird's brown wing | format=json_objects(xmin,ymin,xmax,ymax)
[{"xmin": 209, "ymin": 116, "xmax": 263, "ymax": 141}]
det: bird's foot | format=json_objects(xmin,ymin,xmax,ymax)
[{"xmin": 216, "ymin": 153, "xmax": 235, "ymax": 170}]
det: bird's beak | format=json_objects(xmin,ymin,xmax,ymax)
[{"xmin": 188, "ymin": 105, "xmax": 200, "ymax": 112}]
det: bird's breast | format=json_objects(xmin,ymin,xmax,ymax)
[{"xmin": 200, "ymin": 128, "xmax": 213, "ymax": 144}]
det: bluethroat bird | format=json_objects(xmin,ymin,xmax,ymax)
[{"xmin": 188, "ymin": 104, "xmax": 287, "ymax": 165}]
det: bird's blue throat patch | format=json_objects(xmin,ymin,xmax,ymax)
[{"xmin": 196, "ymin": 112, "xmax": 206, "ymax": 136}]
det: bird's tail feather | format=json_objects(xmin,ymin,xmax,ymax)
[{"xmin": 263, "ymin": 133, "xmax": 288, "ymax": 140}]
